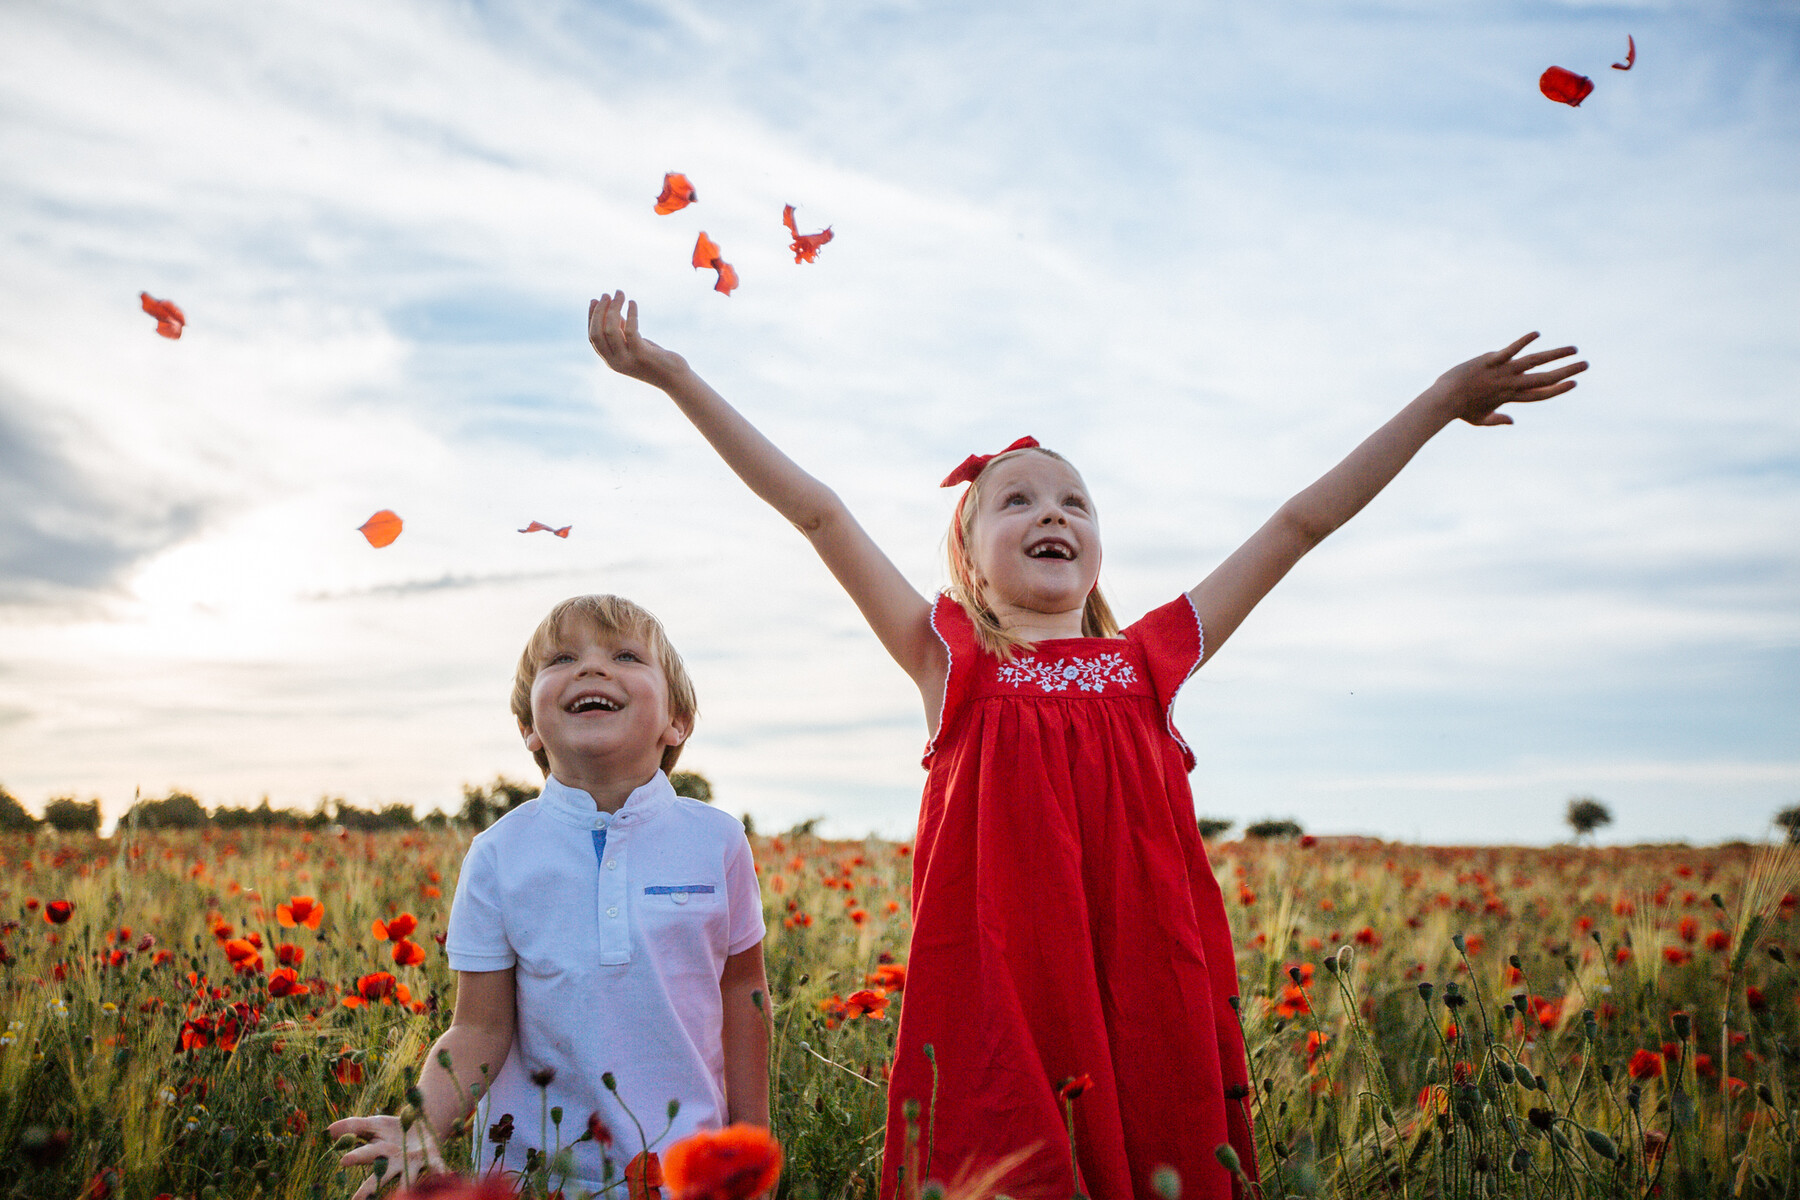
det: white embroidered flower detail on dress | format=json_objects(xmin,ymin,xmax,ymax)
[{"xmin": 994, "ymin": 653, "xmax": 1139, "ymax": 693}]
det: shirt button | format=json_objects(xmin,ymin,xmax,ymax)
[
  {"xmin": 605, "ymin": 860, "xmax": 618, "ymax": 870},
  {"xmin": 606, "ymin": 906, "xmax": 619, "ymax": 918}
]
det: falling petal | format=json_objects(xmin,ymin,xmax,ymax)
[
  {"xmin": 1539, "ymin": 66, "xmax": 1594, "ymax": 107},
  {"xmin": 655, "ymin": 172, "xmax": 697, "ymax": 215},
  {"xmin": 358, "ymin": 510, "xmax": 403, "ymax": 548},
  {"xmin": 140, "ymin": 292, "xmax": 186, "ymax": 340},
  {"xmin": 781, "ymin": 204, "xmax": 834, "ymax": 264},
  {"xmin": 1613, "ymin": 35, "xmax": 1636, "ymax": 71}
]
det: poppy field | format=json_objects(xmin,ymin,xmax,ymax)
[{"xmin": 0, "ymin": 822, "xmax": 1795, "ymax": 1199}]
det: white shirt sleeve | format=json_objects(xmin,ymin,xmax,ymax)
[
  {"xmin": 723, "ymin": 832, "xmax": 767, "ymax": 957},
  {"xmin": 445, "ymin": 834, "xmax": 516, "ymax": 972}
]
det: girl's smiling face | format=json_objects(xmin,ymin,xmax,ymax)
[{"xmin": 966, "ymin": 450, "xmax": 1102, "ymax": 628}]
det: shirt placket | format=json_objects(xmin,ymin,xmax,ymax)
[{"xmin": 592, "ymin": 811, "xmax": 632, "ymax": 965}]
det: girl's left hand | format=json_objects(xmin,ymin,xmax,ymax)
[{"xmin": 1431, "ymin": 333, "xmax": 1587, "ymax": 426}]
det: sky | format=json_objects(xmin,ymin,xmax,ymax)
[{"xmin": 1, "ymin": 0, "xmax": 1796, "ymax": 844}]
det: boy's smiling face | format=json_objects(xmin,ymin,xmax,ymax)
[{"xmin": 522, "ymin": 619, "xmax": 690, "ymax": 791}]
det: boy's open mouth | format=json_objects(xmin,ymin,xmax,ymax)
[
  {"xmin": 1026, "ymin": 538, "xmax": 1075, "ymax": 560},
  {"xmin": 567, "ymin": 693, "xmax": 622, "ymax": 713}
]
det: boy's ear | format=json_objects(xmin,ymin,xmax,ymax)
[
  {"xmin": 520, "ymin": 719, "xmax": 544, "ymax": 754},
  {"xmin": 663, "ymin": 713, "xmax": 693, "ymax": 749}
]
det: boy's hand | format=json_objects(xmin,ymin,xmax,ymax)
[
  {"xmin": 589, "ymin": 291, "xmax": 690, "ymax": 388},
  {"xmin": 1429, "ymin": 333, "xmax": 1586, "ymax": 426},
  {"xmin": 327, "ymin": 1114, "xmax": 448, "ymax": 1200}
]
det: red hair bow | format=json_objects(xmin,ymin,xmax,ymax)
[{"xmin": 939, "ymin": 436, "xmax": 1039, "ymax": 488}]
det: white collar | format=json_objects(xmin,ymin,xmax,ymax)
[{"xmin": 538, "ymin": 771, "xmax": 677, "ymax": 831}]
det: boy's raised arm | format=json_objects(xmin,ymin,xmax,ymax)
[
  {"xmin": 1188, "ymin": 334, "xmax": 1585, "ymax": 665},
  {"xmin": 328, "ymin": 969, "xmax": 517, "ymax": 1198},
  {"xmin": 588, "ymin": 293, "xmax": 943, "ymax": 690}
]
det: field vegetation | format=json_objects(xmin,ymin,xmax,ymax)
[{"xmin": 0, "ymin": 788, "xmax": 1795, "ymax": 1199}]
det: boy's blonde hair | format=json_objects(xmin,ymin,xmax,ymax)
[
  {"xmin": 946, "ymin": 446, "xmax": 1120, "ymax": 659},
  {"xmin": 511, "ymin": 594, "xmax": 699, "ymax": 776}
]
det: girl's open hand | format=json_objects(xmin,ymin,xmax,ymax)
[
  {"xmin": 326, "ymin": 1113, "xmax": 447, "ymax": 1200},
  {"xmin": 589, "ymin": 291, "xmax": 689, "ymax": 388},
  {"xmin": 1430, "ymin": 333, "xmax": 1586, "ymax": 426}
]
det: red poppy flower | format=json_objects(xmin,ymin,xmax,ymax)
[
  {"xmin": 334, "ymin": 1054, "xmax": 364, "ymax": 1085},
  {"xmin": 1677, "ymin": 916, "xmax": 1699, "ymax": 943},
  {"xmin": 392, "ymin": 938, "xmax": 427, "ymax": 967},
  {"xmin": 841, "ymin": 990, "xmax": 888, "ymax": 1020},
  {"xmin": 587, "ymin": 1112, "xmax": 614, "ymax": 1146},
  {"xmin": 865, "ymin": 964, "xmax": 907, "ymax": 994},
  {"xmin": 275, "ymin": 942, "xmax": 305, "ymax": 967},
  {"xmin": 276, "ymin": 896, "xmax": 324, "ymax": 930},
  {"xmin": 1540, "ymin": 67, "xmax": 1595, "ymax": 107},
  {"xmin": 179, "ymin": 1017, "xmax": 215, "ymax": 1052},
  {"xmin": 1746, "ymin": 985, "xmax": 1768, "ymax": 1012},
  {"xmin": 372, "ymin": 913, "xmax": 418, "ymax": 943},
  {"xmin": 624, "ymin": 1149, "xmax": 664, "ymax": 1200},
  {"xmin": 1704, "ymin": 930, "xmax": 1730, "ymax": 952},
  {"xmin": 1662, "ymin": 946, "xmax": 1692, "ymax": 966},
  {"xmin": 662, "ymin": 1124, "xmax": 783, "ymax": 1200},
  {"xmin": 268, "ymin": 968, "xmax": 308, "ymax": 998},
  {"xmin": 355, "ymin": 971, "xmax": 398, "ymax": 1001},
  {"xmin": 222, "ymin": 939, "xmax": 263, "ymax": 974},
  {"xmin": 44, "ymin": 900, "xmax": 74, "ymax": 925},
  {"xmin": 1627, "ymin": 1049, "xmax": 1664, "ymax": 1080},
  {"xmin": 1057, "ymin": 1073, "xmax": 1094, "ymax": 1101}
]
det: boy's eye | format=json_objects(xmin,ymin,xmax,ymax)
[
  {"xmin": 549, "ymin": 651, "xmax": 575, "ymax": 664},
  {"xmin": 615, "ymin": 650, "xmax": 642, "ymax": 663}
]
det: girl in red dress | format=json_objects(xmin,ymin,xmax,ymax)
[{"xmin": 588, "ymin": 292, "xmax": 1584, "ymax": 1200}]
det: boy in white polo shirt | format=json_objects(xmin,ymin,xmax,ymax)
[{"xmin": 329, "ymin": 594, "xmax": 768, "ymax": 1198}]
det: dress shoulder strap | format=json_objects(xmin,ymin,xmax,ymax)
[{"xmin": 921, "ymin": 593, "xmax": 983, "ymax": 764}]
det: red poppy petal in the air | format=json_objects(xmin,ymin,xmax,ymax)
[
  {"xmin": 358, "ymin": 510, "xmax": 403, "ymax": 548},
  {"xmin": 1539, "ymin": 66, "xmax": 1595, "ymax": 107},
  {"xmin": 655, "ymin": 173, "xmax": 697, "ymax": 215},
  {"xmin": 140, "ymin": 292, "xmax": 186, "ymax": 339},
  {"xmin": 1613, "ymin": 35, "xmax": 1636, "ymax": 71},
  {"xmin": 781, "ymin": 205, "xmax": 834, "ymax": 264},
  {"xmin": 692, "ymin": 232, "xmax": 722, "ymax": 270}
]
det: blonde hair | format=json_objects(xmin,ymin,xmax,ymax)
[
  {"xmin": 511, "ymin": 594, "xmax": 699, "ymax": 776},
  {"xmin": 946, "ymin": 446, "xmax": 1120, "ymax": 659}
]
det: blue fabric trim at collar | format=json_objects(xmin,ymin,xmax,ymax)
[{"xmin": 539, "ymin": 771, "xmax": 678, "ymax": 830}]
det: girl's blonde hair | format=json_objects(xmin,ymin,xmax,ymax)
[
  {"xmin": 946, "ymin": 446, "xmax": 1120, "ymax": 659},
  {"xmin": 511, "ymin": 594, "xmax": 699, "ymax": 776}
]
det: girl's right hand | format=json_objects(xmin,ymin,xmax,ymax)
[
  {"xmin": 327, "ymin": 1113, "xmax": 448, "ymax": 1200},
  {"xmin": 589, "ymin": 291, "xmax": 690, "ymax": 388}
]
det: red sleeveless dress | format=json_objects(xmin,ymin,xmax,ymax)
[{"xmin": 881, "ymin": 595, "xmax": 1256, "ymax": 1200}]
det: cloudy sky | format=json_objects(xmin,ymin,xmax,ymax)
[{"xmin": 2, "ymin": 1, "xmax": 1795, "ymax": 843}]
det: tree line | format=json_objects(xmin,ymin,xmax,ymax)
[{"xmin": 0, "ymin": 772, "xmax": 717, "ymax": 834}]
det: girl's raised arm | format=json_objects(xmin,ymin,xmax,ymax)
[
  {"xmin": 588, "ymin": 292, "xmax": 943, "ymax": 690},
  {"xmin": 1188, "ymin": 333, "xmax": 1585, "ymax": 664}
]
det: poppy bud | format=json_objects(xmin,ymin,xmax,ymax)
[
  {"xmin": 1491, "ymin": 1061, "xmax": 1514, "ymax": 1085},
  {"xmin": 1758, "ymin": 1083, "xmax": 1776, "ymax": 1107},
  {"xmin": 1227, "ymin": 995, "xmax": 1240, "ymax": 1012},
  {"xmin": 1671, "ymin": 1011, "xmax": 1691, "ymax": 1039},
  {"xmin": 1527, "ymin": 1107, "xmax": 1554, "ymax": 1132},
  {"xmin": 1600, "ymin": 1063, "xmax": 1613, "ymax": 1083},
  {"xmin": 1513, "ymin": 993, "xmax": 1528, "ymax": 1014},
  {"xmin": 1452, "ymin": 932, "xmax": 1466, "ymax": 954},
  {"xmin": 551, "ymin": 1106, "xmax": 563, "ymax": 1126},
  {"xmin": 1626, "ymin": 1086, "xmax": 1641, "ymax": 1113},
  {"xmin": 1323, "ymin": 955, "xmax": 1338, "ymax": 975},
  {"xmin": 1509, "ymin": 954, "xmax": 1522, "ymax": 970},
  {"xmin": 1288, "ymin": 966, "xmax": 1303, "ymax": 985},
  {"xmin": 1769, "ymin": 946, "xmax": 1787, "ymax": 964},
  {"xmin": 1151, "ymin": 1165, "xmax": 1181, "ymax": 1200},
  {"xmin": 530, "ymin": 1067, "xmax": 556, "ymax": 1088},
  {"xmin": 1419, "ymin": 982, "xmax": 1434, "ymax": 1002},
  {"xmin": 1213, "ymin": 1145, "xmax": 1243, "ymax": 1176},
  {"xmin": 1710, "ymin": 893, "xmax": 1725, "ymax": 910},
  {"xmin": 1224, "ymin": 1083, "xmax": 1250, "ymax": 1101},
  {"xmin": 601, "ymin": 1071, "xmax": 617, "ymax": 1092},
  {"xmin": 1510, "ymin": 1148, "xmax": 1530, "ymax": 1172}
]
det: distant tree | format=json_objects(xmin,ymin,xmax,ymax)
[
  {"xmin": 670, "ymin": 771, "xmax": 714, "ymax": 803},
  {"xmin": 1197, "ymin": 817, "xmax": 1235, "ymax": 842},
  {"xmin": 458, "ymin": 776, "xmax": 541, "ymax": 830},
  {"xmin": 1566, "ymin": 796, "xmax": 1613, "ymax": 841},
  {"xmin": 213, "ymin": 798, "xmax": 304, "ymax": 829},
  {"xmin": 0, "ymin": 784, "xmax": 35, "ymax": 832},
  {"xmin": 740, "ymin": 812, "xmax": 756, "ymax": 836},
  {"xmin": 42, "ymin": 796, "xmax": 101, "ymax": 834},
  {"xmin": 1776, "ymin": 805, "xmax": 1800, "ymax": 845},
  {"xmin": 333, "ymin": 802, "xmax": 418, "ymax": 831},
  {"xmin": 124, "ymin": 790, "xmax": 209, "ymax": 830},
  {"xmin": 1244, "ymin": 819, "xmax": 1304, "ymax": 840},
  {"xmin": 784, "ymin": 817, "xmax": 822, "ymax": 838}
]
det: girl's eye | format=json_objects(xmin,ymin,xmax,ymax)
[
  {"xmin": 1004, "ymin": 493, "xmax": 1029, "ymax": 507},
  {"xmin": 1064, "ymin": 495, "xmax": 1088, "ymax": 511}
]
